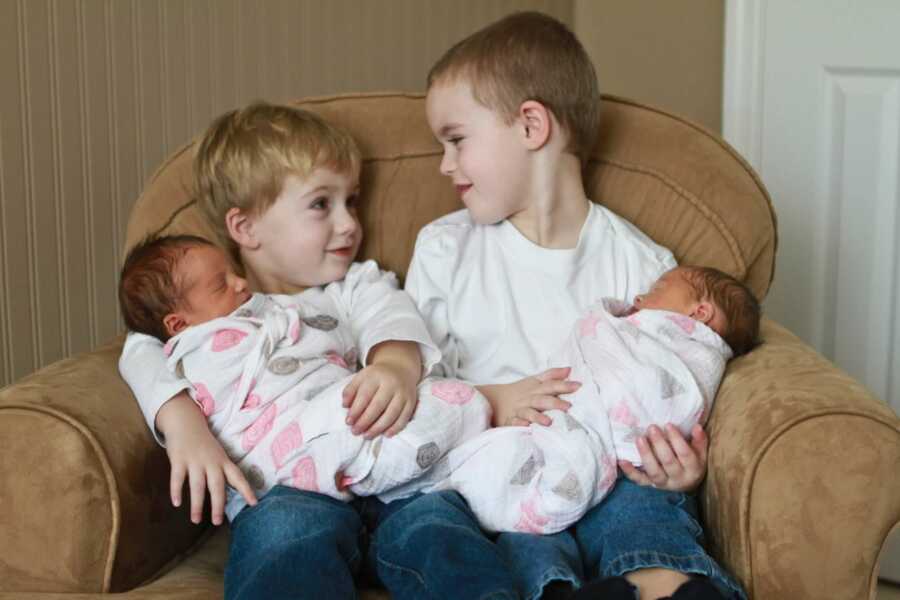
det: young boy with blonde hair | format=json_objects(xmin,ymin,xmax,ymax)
[
  {"xmin": 388, "ymin": 11, "xmax": 748, "ymax": 600},
  {"xmin": 118, "ymin": 102, "xmax": 517, "ymax": 600}
]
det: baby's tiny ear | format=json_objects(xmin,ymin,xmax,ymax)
[
  {"xmin": 691, "ymin": 301, "xmax": 716, "ymax": 325},
  {"xmin": 163, "ymin": 312, "xmax": 188, "ymax": 338},
  {"xmin": 226, "ymin": 206, "xmax": 259, "ymax": 249}
]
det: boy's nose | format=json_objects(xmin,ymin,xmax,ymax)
[
  {"xmin": 335, "ymin": 207, "xmax": 359, "ymax": 235},
  {"xmin": 439, "ymin": 151, "xmax": 455, "ymax": 176}
]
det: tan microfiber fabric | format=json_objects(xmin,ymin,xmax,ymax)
[
  {"xmin": 702, "ymin": 318, "xmax": 900, "ymax": 598},
  {"xmin": 0, "ymin": 338, "xmax": 204, "ymax": 593}
]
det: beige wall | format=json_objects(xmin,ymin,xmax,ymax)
[
  {"xmin": 575, "ymin": 0, "xmax": 724, "ymax": 132},
  {"xmin": 0, "ymin": 0, "xmax": 724, "ymax": 387}
]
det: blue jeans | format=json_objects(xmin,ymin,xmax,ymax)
[
  {"xmin": 373, "ymin": 490, "xmax": 582, "ymax": 600},
  {"xmin": 225, "ymin": 486, "xmax": 366, "ymax": 600},
  {"xmin": 225, "ymin": 486, "xmax": 527, "ymax": 600},
  {"xmin": 370, "ymin": 490, "xmax": 523, "ymax": 599},
  {"xmin": 574, "ymin": 477, "xmax": 747, "ymax": 600}
]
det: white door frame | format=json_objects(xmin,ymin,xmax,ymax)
[{"xmin": 722, "ymin": 0, "xmax": 766, "ymax": 172}]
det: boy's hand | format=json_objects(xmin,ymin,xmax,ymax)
[
  {"xmin": 157, "ymin": 393, "xmax": 258, "ymax": 525},
  {"xmin": 343, "ymin": 362, "xmax": 418, "ymax": 439},
  {"xmin": 618, "ymin": 423, "xmax": 709, "ymax": 492},
  {"xmin": 478, "ymin": 367, "xmax": 579, "ymax": 427}
]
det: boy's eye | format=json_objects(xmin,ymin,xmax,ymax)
[
  {"xmin": 346, "ymin": 194, "xmax": 359, "ymax": 209},
  {"xmin": 311, "ymin": 197, "xmax": 329, "ymax": 210},
  {"xmin": 448, "ymin": 136, "xmax": 463, "ymax": 145}
]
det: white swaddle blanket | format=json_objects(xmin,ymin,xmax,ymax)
[
  {"xmin": 381, "ymin": 298, "xmax": 732, "ymax": 534},
  {"xmin": 165, "ymin": 293, "xmax": 491, "ymax": 518}
]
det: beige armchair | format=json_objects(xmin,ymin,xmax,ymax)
[{"xmin": 1, "ymin": 93, "xmax": 898, "ymax": 600}]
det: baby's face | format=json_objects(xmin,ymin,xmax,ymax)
[
  {"xmin": 176, "ymin": 245, "xmax": 251, "ymax": 326},
  {"xmin": 633, "ymin": 268, "xmax": 699, "ymax": 315}
]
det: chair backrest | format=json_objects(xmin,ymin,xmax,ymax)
[{"xmin": 126, "ymin": 92, "xmax": 777, "ymax": 300}]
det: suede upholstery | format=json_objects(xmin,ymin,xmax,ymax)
[{"xmin": 1, "ymin": 92, "xmax": 897, "ymax": 600}]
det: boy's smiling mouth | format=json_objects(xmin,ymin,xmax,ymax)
[
  {"xmin": 455, "ymin": 184, "xmax": 472, "ymax": 197},
  {"xmin": 327, "ymin": 245, "xmax": 355, "ymax": 258}
]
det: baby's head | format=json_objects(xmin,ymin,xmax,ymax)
[
  {"xmin": 119, "ymin": 235, "xmax": 250, "ymax": 341},
  {"xmin": 634, "ymin": 267, "xmax": 761, "ymax": 356},
  {"xmin": 194, "ymin": 101, "xmax": 363, "ymax": 290},
  {"xmin": 425, "ymin": 12, "xmax": 600, "ymax": 224}
]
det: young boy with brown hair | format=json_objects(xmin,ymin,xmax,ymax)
[{"xmin": 391, "ymin": 11, "xmax": 748, "ymax": 600}]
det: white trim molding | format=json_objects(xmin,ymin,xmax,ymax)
[{"xmin": 722, "ymin": 0, "xmax": 766, "ymax": 172}]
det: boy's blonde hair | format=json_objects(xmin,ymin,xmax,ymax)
[
  {"xmin": 193, "ymin": 101, "xmax": 361, "ymax": 259},
  {"xmin": 427, "ymin": 11, "xmax": 600, "ymax": 165}
]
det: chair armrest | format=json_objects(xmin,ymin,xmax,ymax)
[
  {"xmin": 701, "ymin": 317, "xmax": 900, "ymax": 599},
  {"xmin": 0, "ymin": 337, "xmax": 207, "ymax": 593}
]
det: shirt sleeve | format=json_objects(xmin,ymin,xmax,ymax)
[
  {"xmin": 404, "ymin": 226, "xmax": 460, "ymax": 379},
  {"xmin": 334, "ymin": 260, "xmax": 441, "ymax": 376},
  {"xmin": 118, "ymin": 331, "xmax": 192, "ymax": 446}
]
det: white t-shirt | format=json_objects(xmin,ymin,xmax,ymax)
[
  {"xmin": 404, "ymin": 203, "xmax": 677, "ymax": 385},
  {"xmin": 120, "ymin": 260, "xmax": 440, "ymax": 444}
]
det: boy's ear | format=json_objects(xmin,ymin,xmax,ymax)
[
  {"xmin": 517, "ymin": 100, "xmax": 552, "ymax": 150},
  {"xmin": 226, "ymin": 206, "xmax": 260, "ymax": 250},
  {"xmin": 163, "ymin": 312, "xmax": 188, "ymax": 338}
]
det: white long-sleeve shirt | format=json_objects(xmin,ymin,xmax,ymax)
[{"xmin": 404, "ymin": 203, "xmax": 677, "ymax": 385}]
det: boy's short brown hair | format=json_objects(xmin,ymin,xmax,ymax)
[
  {"xmin": 683, "ymin": 266, "xmax": 761, "ymax": 356},
  {"xmin": 193, "ymin": 101, "xmax": 361, "ymax": 260},
  {"xmin": 118, "ymin": 235, "xmax": 215, "ymax": 342},
  {"xmin": 427, "ymin": 11, "xmax": 600, "ymax": 165}
]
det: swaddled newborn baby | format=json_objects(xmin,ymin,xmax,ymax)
[{"xmin": 381, "ymin": 266, "xmax": 760, "ymax": 535}]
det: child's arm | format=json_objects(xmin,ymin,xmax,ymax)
[
  {"xmin": 119, "ymin": 331, "xmax": 257, "ymax": 524},
  {"xmin": 336, "ymin": 261, "xmax": 440, "ymax": 437},
  {"xmin": 155, "ymin": 392, "xmax": 258, "ymax": 524},
  {"xmin": 342, "ymin": 339, "xmax": 422, "ymax": 438},
  {"xmin": 477, "ymin": 367, "xmax": 579, "ymax": 427},
  {"xmin": 618, "ymin": 423, "xmax": 709, "ymax": 492}
]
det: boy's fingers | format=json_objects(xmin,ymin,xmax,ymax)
[
  {"xmin": 530, "ymin": 395, "xmax": 572, "ymax": 413},
  {"xmin": 363, "ymin": 394, "xmax": 404, "ymax": 439},
  {"xmin": 666, "ymin": 424, "xmax": 698, "ymax": 473},
  {"xmin": 518, "ymin": 407, "xmax": 551, "ymax": 426},
  {"xmin": 170, "ymin": 463, "xmax": 187, "ymax": 507},
  {"xmin": 206, "ymin": 469, "xmax": 226, "ymax": 526},
  {"xmin": 647, "ymin": 425, "xmax": 681, "ymax": 477},
  {"xmin": 385, "ymin": 398, "xmax": 417, "ymax": 437},
  {"xmin": 690, "ymin": 424, "xmax": 709, "ymax": 463},
  {"xmin": 509, "ymin": 416, "xmax": 529, "ymax": 427},
  {"xmin": 635, "ymin": 435, "xmax": 665, "ymax": 486},
  {"xmin": 535, "ymin": 366, "xmax": 571, "ymax": 383},
  {"xmin": 342, "ymin": 376, "xmax": 361, "ymax": 407},
  {"xmin": 539, "ymin": 380, "xmax": 581, "ymax": 397},
  {"xmin": 347, "ymin": 380, "xmax": 377, "ymax": 425},
  {"xmin": 353, "ymin": 387, "xmax": 391, "ymax": 435},
  {"xmin": 188, "ymin": 468, "xmax": 207, "ymax": 524},
  {"xmin": 618, "ymin": 460, "xmax": 651, "ymax": 487},
  {"xmin": 225, "ymin": 463, "xmax": 258, "ymax": 506}
]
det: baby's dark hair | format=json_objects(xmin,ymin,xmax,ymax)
[
  {"xmin": 118, "ymin": 234, "xmax": 217, "ymax": 341},
  {"xmin": 683, "ymin": 266, "xmax": 761, "ymax": 356}
]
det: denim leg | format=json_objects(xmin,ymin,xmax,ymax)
[
  {"xmin": 225, "ymin": 485, "xmax": 365, "ymax": 600},
  {"xmin": 372, "ymin": 490, "xmax": 519, "ymax": 600},
  {"xmin": 494, "ymin": 531, "xmax": 583, "ymax": 600},
  {"xmin": 573, "ymin": 477, "xmax": 746, "ymax": 600}
]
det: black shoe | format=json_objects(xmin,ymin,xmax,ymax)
[
  {"xmin": 663, "ymin": 577, "xmax": 727, "ymax": 600},
  {"xmin": 568, "ymin": 576, "xmax": 637, "ymax": 600}
]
